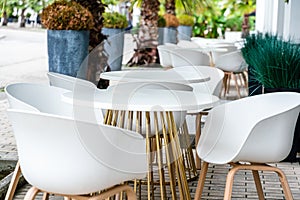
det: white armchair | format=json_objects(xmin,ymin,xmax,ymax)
[
  {"xmin": 195, "ymin": 92, "xmax": 300, "ymax": 200},
  {"xmin": 7, "ymin": 109, "xmax": 147, "ymax": 199},
  {"xmin": 170, "ymin": 48, "xmax": 210, "ymax": 68}
]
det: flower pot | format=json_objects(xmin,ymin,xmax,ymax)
[
  {"xmin": 102, "ymin": 28, "xmax": 125, "ymax": 71},
  {"xmin": 47, "ymin": 30, "xmax": 89, "ymax": 77},
  {"xmin": 158, "ymin": 28, "xmax": 164, "ymax": 45},
  {"xmin": 163, "ymin": 27, "xmax": 177, "ymax": 44},
  {"xmin": 264, "ymin": 87, "xmax": 300, "ymax": 162},
  {"xmin": 177, "ymin": 25, "xmax": 192, "ymax": 41}
]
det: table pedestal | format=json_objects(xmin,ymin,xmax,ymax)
[{"xmin": 104, "ymin": 110, "xmax": 197, "ymax": 200}]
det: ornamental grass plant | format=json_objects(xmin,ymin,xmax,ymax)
[{"xmin": 241, "ymin": 32, "xmax": 300, "ymax": 89}]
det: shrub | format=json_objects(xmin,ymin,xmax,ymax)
[
  {"xmin": 158, "ymin": 15, "xmax": 166, "ymax": 27},
  {"xmin": 41, "ymin": 0, "xmax": 94, "ymax": 30},
  {"xmin": 102, "ymin": 12, "xmax": 128, "ymax": 29},
  {"xmin": 178, "ymin": 14, "xmax": 194, "ymax": 26},
  {"xmin": 164, "ymin": 14, "xmax": 179, "ymax": 27}
]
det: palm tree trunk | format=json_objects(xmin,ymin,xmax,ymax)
[
  {"xmin": 2, "ymin": 0, "xmax": 8, "ymax": 26},
  {"xmin": 127, "ymin": 0, "xmax": 160, "ymax": 66},
  {"xmin": 74, "ymin": 0, "xmax": 109, "ymax": 88},
  {"xmin": 165, "ymin": 0, "xmax": 176, "ymax": 15}
]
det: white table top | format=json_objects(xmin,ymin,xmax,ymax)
[
  {"xmin": 62, "ymin": 87, "xmax": 219, "ymax": 112},
  {"xmin": 100, "ymin": 70, "xmax": 210, "ymax": 84}
]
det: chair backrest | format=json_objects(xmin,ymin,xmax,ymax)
[
  {"xmin": 5, "ymin": 83, "xmax": 72, "ymax": 116},
  {"xmin": 211, "ymin": 45, "xmax": 238, "ymax": 64},
  {"xmin": 5, "ymin": 83, "xmax": 104, "ymax": 124},
  {"xmin": 7, "ymin": 109, "xmax": 147, "ymax": 195},
  {"xmin": 170, "ymin": 66, "xmax": 224, "ymax": 96},
  {"xmin": 214, "ymin": 50, "xmax": 247, "ymax": 72},
  {"xmin": 171, "ymin": 48, "xmax": 210, "ymax": 68},
  {"xmin": 47, "ymin": 72, "xmax": 96, "ymax": 91},
  {"xmin": 197, "ymin": 92, "xmax": 300, "ymax": 164},
  {"xmin": 157, "ymin": 45, "xmax": 178, "ymax": 68},
  {"xmin": 177, "ymin": 40, "xmax": 200, "ymax": 48}
]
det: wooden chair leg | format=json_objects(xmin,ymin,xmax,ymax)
[
  {"xmin": 252, "ymin": 170, "xmax": 264, "ymax": 200},
  {"xmin": 5, "ymin": 161, "xmax": 22, "ymax": 200},
  {"xmin": 195, "ymin": 113, "xmax": 201, "ymax": 169},
  {"xmin": 194, "ymin": 161, "xmax": 209, "ymax": 200},
  {"xmin": 226, "ymin": 163, "xmax": 293, "ymax": 200},
  {"xmin": 224, "ymin": 164, "xmax": 240, "ymax": 200},
  {"xmin": 274, "ymin": 168, "xmax": 293, "ymax": 200},
  {"xmin": 24, "ymin": 187, "xmax": 41, "ymax": 200}
]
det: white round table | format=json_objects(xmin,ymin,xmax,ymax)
[{"xmin": 100, "ymin": 69, "xmax": 210, "ymax": 84}]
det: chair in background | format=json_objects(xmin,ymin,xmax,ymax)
[
  {"xmin": 47, "ymin": 72, "xmax": 96, "ymax": 91},
  {"xmin": 170, "ymin": 48, "xmax": 210, "ymax": 68},
  {"xmin": 211, "ymin": 44, "xmax": 238, "ymax": 65},
  {"xmin": 194, "ymin": 92, "xmax": 300, "ymax": 200},
  {"xmin": 157, "ymin": 44, "xmax": 178, "ymax": 68},
  {"xmin": 214, "ymin": 50, "xmax": 248, "ymax": 98},
  {"xmin": 7, "ymin": 109, "xmax": 147, "ymax": 200},
  {"xmin": 177, "ymin": 40, "xmax": 200, "ymax": 48}
]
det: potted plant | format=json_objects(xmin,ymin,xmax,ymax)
[
  {"xmin": 158, "ymin": 15, "xmax": 166, "ymax": 45},
  {"xmin": 163, "ymin": 13, "xmax": 179, "ymax": 44},
  {"xmin": 241, "ymin": 32, "xmax": 300, "ymax": 162},
  {"xmin": 177, "ymin": 14, "xmax": 194, "ymax": 41},
  {"xmin": 102, "ymin": 12, "xmax": 128, "ymax": 71},
  {"xmin": 41, "ymin": 0, "xmax": 94, "ymax": 77}
]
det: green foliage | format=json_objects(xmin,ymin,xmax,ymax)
[
  {"xmin": 225, "ymin": 16, "xmax": 243, "ymax": 31},
  {"xmin": 41, "ymin": 0, "xmax": 94, "ymax": 30},
  {"xmin": 102, "ymin": 12, "xmax": 128, "ymax": 29},
  {"xmin": 158, "ymin": 15, "xmax": 166, "ymax": 27},
  {"xmin": 178, "ymin": 14, "xmax": 194, "ymax": 26},
  {"xmin": 241, "ymin": 32, "xmax": 300, "ymax": 89}
]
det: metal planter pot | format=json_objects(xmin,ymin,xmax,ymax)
[
  {"xmin": 177, "ymin": 25, "xmax": 192, "ymax": 41},
  {"xmin": 102, "ymin": 28, "xmax": 125, "ymax": 71},
  {"xmin": 47, "ymin": 30, "xmax": 89, "ymax": 77}
]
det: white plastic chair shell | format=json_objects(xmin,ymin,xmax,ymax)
[
  {"xmin": 197, "ymin": 92, "xmax": 300, "ymax": 164},
  {"xmin": 214, "ymin": 50, "xmax": 247, "ymax": 73},
  {"xmin": 170, "ymin": 48, "xmax": 210, "ymax": 68},
  {"xmin": 157, "ymin": 45, "xmax": 178, "ymax": 68},
  {"xmin": 47, "ymin": 72, "xmax": 96, "ymax": 91},
  {"xmin": 5, "ymin": 83, "xmax": 103, "ymax": 124},
  {"xmin": 7, "ymin": 109, "xmax": 147, "ymax": 195}
]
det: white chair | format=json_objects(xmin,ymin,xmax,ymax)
[
  {"xmin": 7, "ymin": 109, "xmax": 147, "ymax": 199},
  {"xmin": 214, "ymin": 50, "xmax": 248, "ymax": 98},
  {"xmin": 177, "ymin": 40, "xmax": 200, "ymax": 48},
  {"xmin": 211, "ymin": 44, "xmax": 238, "ymax": 65},
  {"xmin": 47, "ymin": 72, "xmax": 96, "ymax": 91},
  {"xmin": 195, "ymin": 92, "xmax": 300, "ymax": 200},
  {"xmin": 4, "ymin": 83, "xmax": 105, "ymax": 200},
  {"xmin": 157, "ymin": 45, "xmax": 178, "ymax": 68},
  {"xmin": 170, "ymin": 48, "xmax": 210, "ymax": 68},
  {"xmin": 5, "ymin": 83, "xmax": 72, "ymax": 117}
]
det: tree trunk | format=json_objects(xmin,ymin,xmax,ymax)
[
  {"xmin": 165, "ymin": 0, "xmax": 176, "ymax": 15},
  {"xmin": 2, "ymin": 11, "xmax": 8, "ymax": 26},
  {"xmin": 20, "ymin": 8, "xmax": 26, "ymax": 28},
  {"xmin": 74, "ymin": 0, "xmax": 109, "ymax": 88},
  {"xmin": 127, "ymin": 0, "xmax": 160, "ymax": 66}
]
